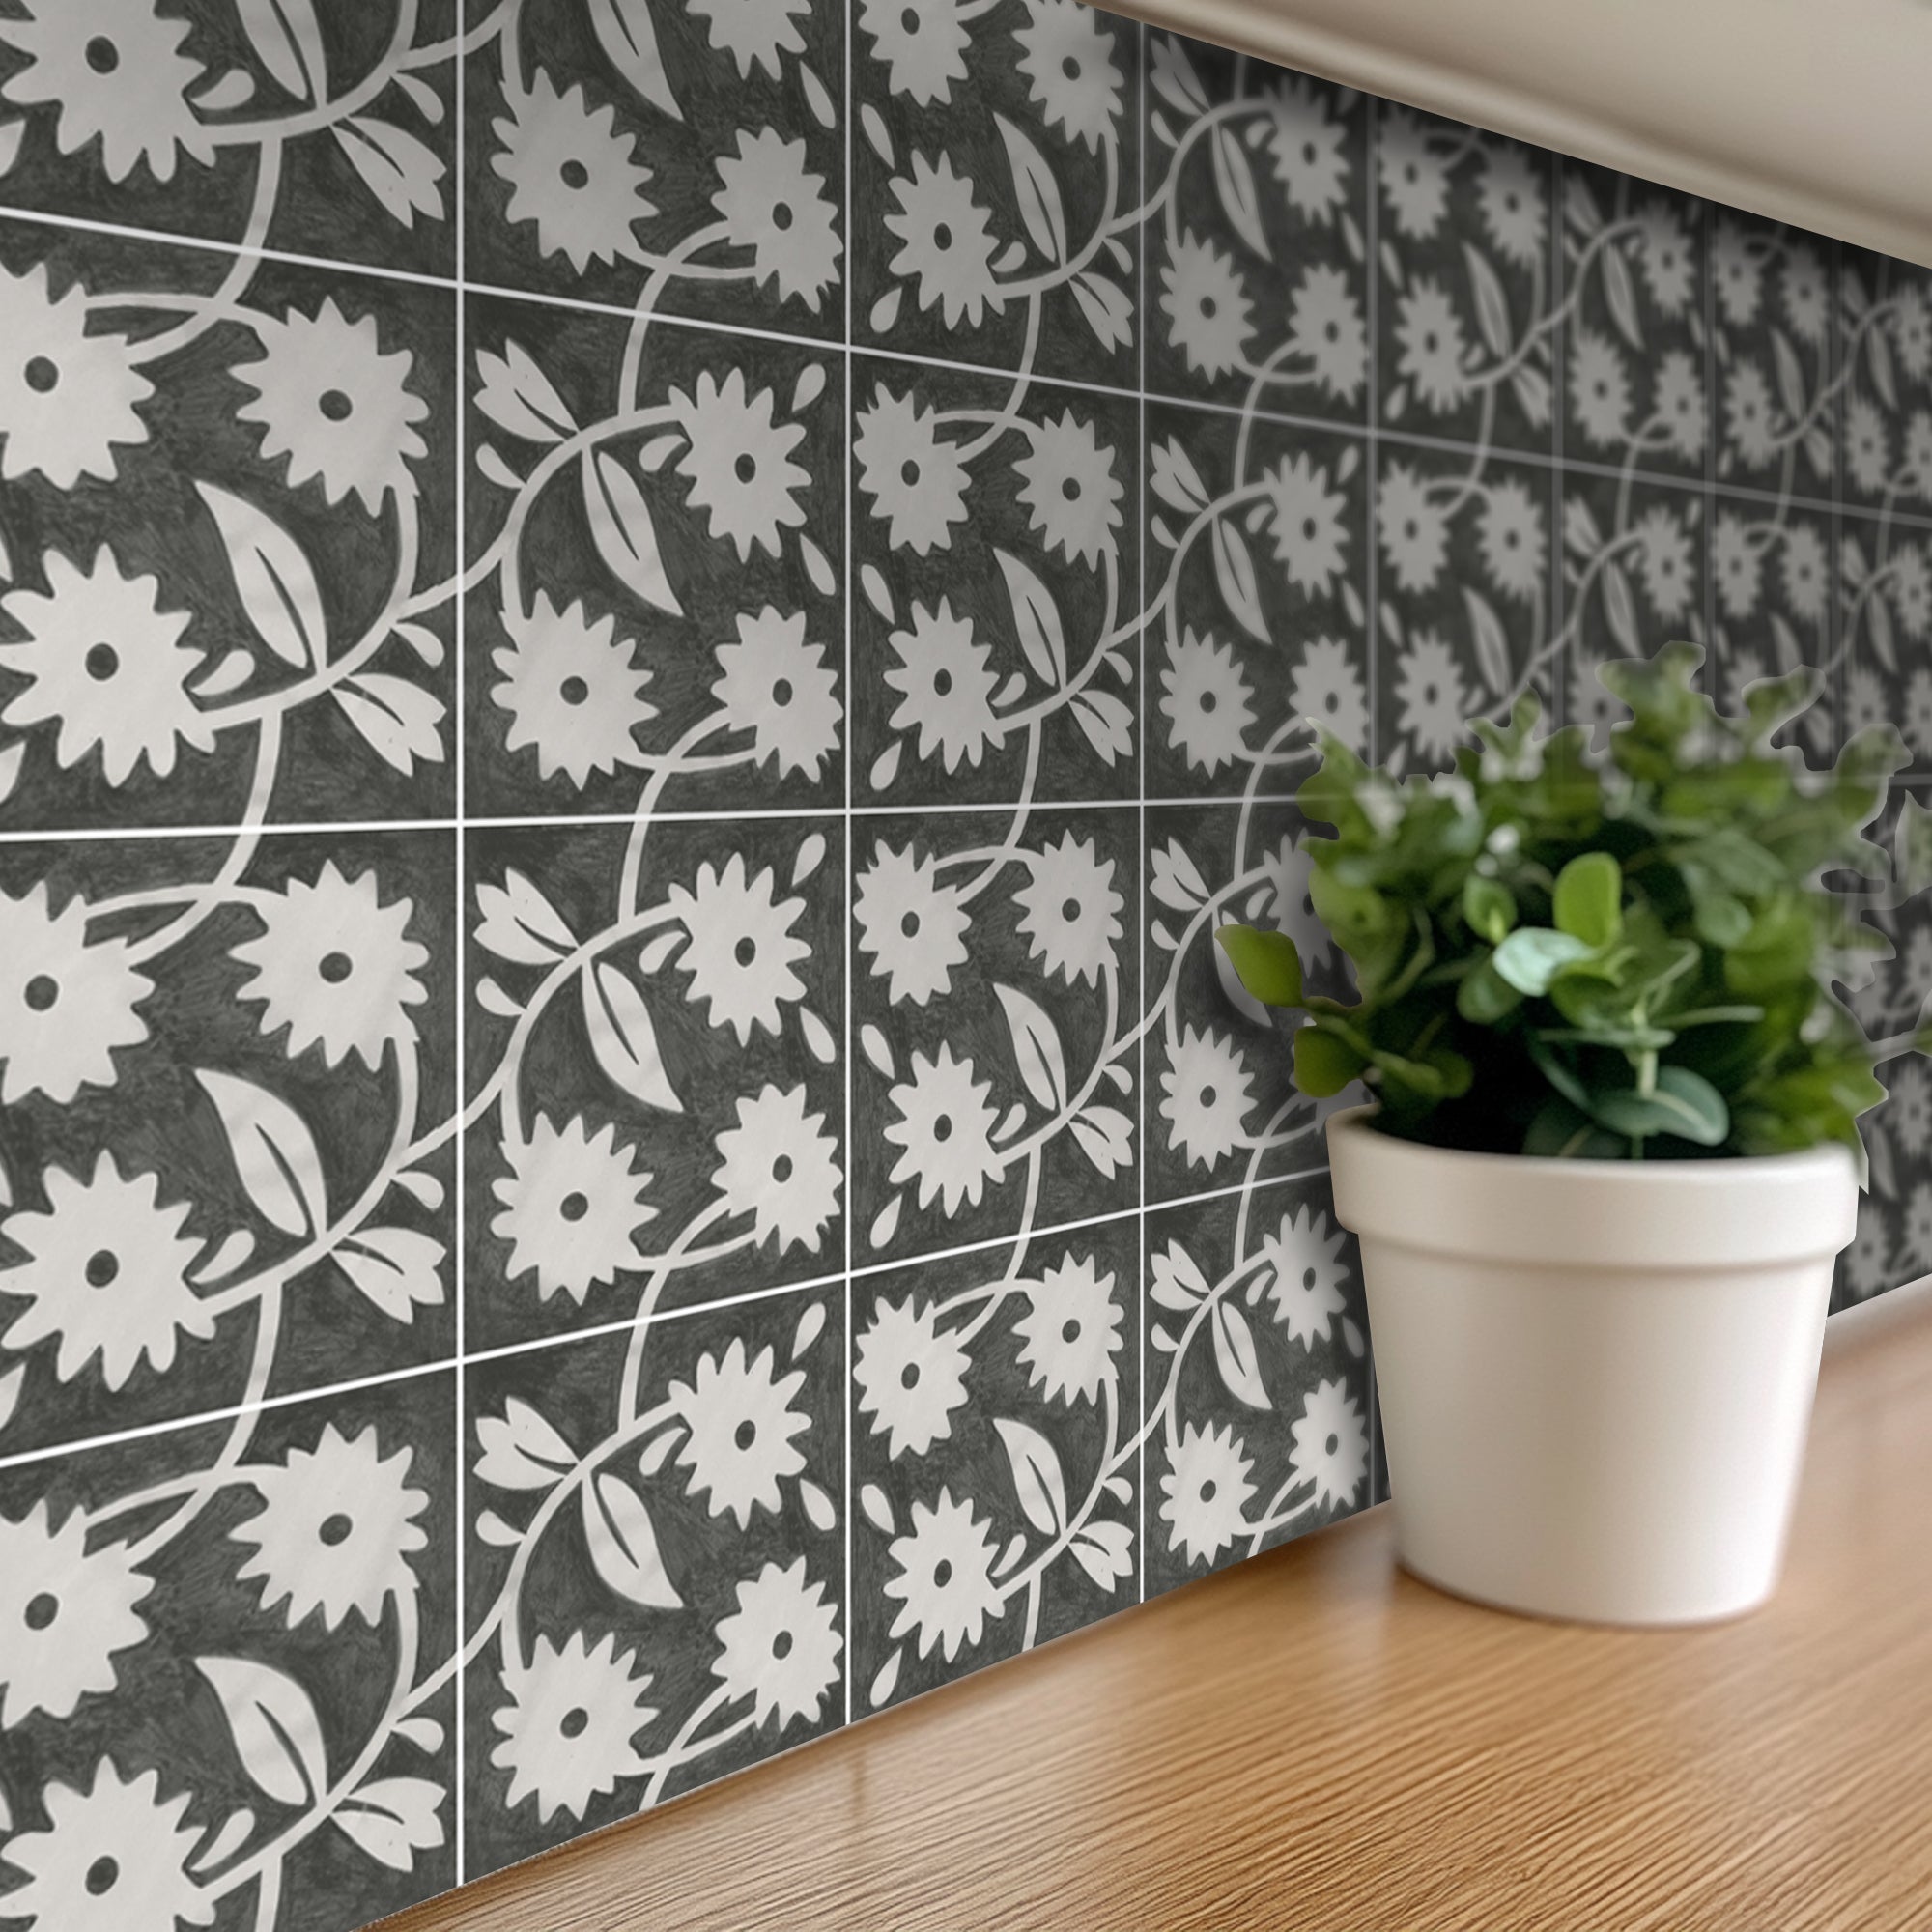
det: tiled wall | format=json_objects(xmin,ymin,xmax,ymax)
[{"xmin": 0, "ymin": 1, "xmax": 1926, "ymax": 1924}]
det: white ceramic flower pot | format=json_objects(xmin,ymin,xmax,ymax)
[{"xmin": 1326, "ymin": 1106, "xmax": 1859, "ymax": 1625}]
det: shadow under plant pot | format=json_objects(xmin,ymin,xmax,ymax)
[{"xmin": 1328, "ymin": 1105, "xmax": 1857, "ymax": 1624}]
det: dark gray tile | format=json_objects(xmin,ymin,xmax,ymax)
[
  {"xmin": 1841, "ymin": 517, "xmax": 1931, "ymax": 771},
  {"xmin": 1837, "ymin": 249, "xmax": 1932, "ymax": 516},
  {"xmin": 849, "ymin": 1213, "xmax": 1139, "ymax": 1712}
]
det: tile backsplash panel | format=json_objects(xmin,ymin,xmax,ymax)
[{"xmin": 0, "ymin": 2, "xmax": 1926, "ymax": 1924}]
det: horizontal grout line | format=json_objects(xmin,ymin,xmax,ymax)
[{"xmin": 0, "ymin": 1168, "xmax": 1340, "ymax": 1472}]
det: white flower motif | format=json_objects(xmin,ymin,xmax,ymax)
[
  {"xmin": 1476, "ymin": 142, "xmax": 1545, "ymax": 266},
  {"xmin": 1290, "ymin": 636, "xmax": 1369, "ymax": 752},
  {"xmin": 1378, "ymin": 460, "xmax": 1448, "ymax": 594},
  {"xmin": 0, "ymin": 1152, "xmax": 212, "ymax": 1391},
  {"xmin": 711, "ymin": 1083, "xmax": 842, "ymax": 1256},
  {"xmin": 885, "ymin": 1489, "xmax": 1004, "ymax": 1662},
  {"xmin": 491, "ymin": 591, "xmax": 655, "ymax": 788},
  {"xmin": 1906, "ymin": 668, "xmax": 1932, "ymax": 763},
  {"xmin": 1160, "ymin": 1420, "xmax": 1255, "ymax": 1568},
  {"xmin": 1633, "ymin": 506, "xmax": 1694, "ymax": 623},
  {"xmin": 1476, "ymin": 476, "xmax": 1545, "ymax": 602},
  {"xmin": 885, "ymin": 598, "xmax": 1001, "ymax": 772},
  {"xmin": 1570, "ymin": 648, "xmax": 1627, "ymax": 750},
  {"xmin": 1261, "ymin": 1205, "xmax": 1350, "ymax": 1346},
  {"xmin": 492, "ymin": 1634, "xmax": 657, "ymax": 1825},
  {"xmin": 1159, "ymin": 1026, "xmax": 1254, "ymax": 1170},
  {"xmin": 1712, "ymin": 511, "xmax": 1761, "ymax": 621},
  {"xmin": 712, "ymin": 1558, "xmax": 842, "ymax": 1732},
  {"xmin": 1264, "ymin": 451, "xmax": 1348, "ymax": 594},
  {"xmin": 711, "ymin": 606, "xmax": 840, "ymax": 781},
  {"xmin": 231, "ymin": 1423, "xmax": 428, "ymax": 1631},
  {"xmin": 1722, "ymin": 361, "xmax": 1780, "ymax": 469},
  {"xmin": 1782, "ymin": 242, "xmax": 1831, "ymax": 347},
  {"xmin": 884, "ymin": 1044, "xmax": 1004, "ymax": 1215},
  {"xmin": 491, "ymin": 1114, "xmax": 655, "ymax": 1304},
  {"xmin": 854, "ymin": 842, "xmax": 971, "ymax": 1007},
  {"xmin": 1844, "ymin": 1201, "xmax": 1893, "ymax": 1301},
  {"xmin": 886, "ymin": 153, "xmax": 1004, "ymax": 329},
  {"xmin": 1393, "ymin": 629, "xmax": 1469, "ymax": 765},
  {"xmin": 232, "ymin": 862, "xmax": 428, "ymax": 1071},
  {"xmin": 688, "ymin": 0, "xmax": 810, "ymax": 77},
  {"xmin": 0, "ymin": 1502, "xmax": 151, "ymax": 1728},
  {"xmin": 1885, "ymin": 282, "xmax": 1932, "ymax": 391},
  {"xmin": 1779, "ymin": 523, "xmax": 1829, "ymax": 626},
  {"xmin": 1570, "ymin": 327, "xmax": 1631, "ymax": 449},
  {"xmin": 670, "ymin": 368, "xmax": 810, "ymax": 562},
  {"xmin": 855, "ymin": 1295, "xmax": 971, "ymax": 1458},
  {"xmin": 1159, "ymin": 232, "xmax": 1252, "ymax": 380},
  {"xmin": 0, "ymin": 882, "xmax": 152, "ymax": 1106},
  {"xmin": 491, "ymin": 70, "xmax": 656, "ymax": 273},
  {"xmin": 713, "ymin": 128, "xmax": 841, "ymax": 313},
  {"xmin": 234, "ymin": 299, "xmax": 429, "ymax": 515},
  {"xmin": 1845, "ymin": 395, "xmax": 1890, "ymax": 496},
  {"xmin": 668, "ymin": 1336, "xmax": 810, "ymax": 1530},
  {"xmin": 1894, "ymin": 544, "xmax": 1932, "ymax": 640},
  {"xmin": 0, "ymin": 545, "xmax": 212, "ymax": 785},
  {"xmin": 854, "ymin": 385, "xmax": 971, "ymax": 554},
  {"xmin": 1288, "ymin": 263, "xmax": 1367, "ymax": 405},
  {"xmin": 1632, "ymin": 202, "xmax": 1693, "ymax": 314},
  {"xmin": 1378, "ymin": 106, "xmax": 1449, "ymax": 238},
  {"xmin": 1290, "ymin": 1378, "xmax": 1369, "ymax": 1511},
  {"xmin": 1394, "ymin": 278, "xmax": 1470, "ymax": 414},
  {"xmin": 1260, "ymin": 837, "xmax": 1332, "ymax": 972},
  {"xmin": 1264, "ymin": 75, "xmax": 1349, "ymax": 221},
  {"xmin": 1013, "ymin": 1254, "xmax": 1122, "ymax": 1406},
  {"xmin": 1904, "ymin": 412, "xmax": 1932, "ymax": 503},
  {"xmin": 1159, "ymin": 630, "xmax": 1254, "ymax": 776},
  {"xmin": 1654, "ymin": 349, "xmax": 1706, "ymax": 464},
  {"xmin": 1015, "ymin": 411, "xmax": 1122, "ymax": 570},
  {"xmin": 668, "ymin": 851, "xmax": 810, "ymax": 1045},
  {"xmin": 0, "ymin": 1759, "xmax": 213, "ymax": 1932},
  {"xmin": 1889, "ymin": 1060, "xmax": 1932, "ymax": 1155},
  {"xmin": 859, "ymin": 0, "xmax": 969, "ymax": 103},
  {"xmin": 0, "ymin": 0, "xmax": 212, "ymax": 184},
  {"xmin": 1711, "ymin": 217, "xmax": 1760, "ymax": 327},
  {"xmin": 1013, "ymin": 833, "xmax": 1123, "ymax": 989},
  {"xmin": 0, "ymin": 261, "xmax": 151, "ymax": 488},
  {"xmin": 1014, "ymin": 0, "xmax": 1122, "ymax": 150}
]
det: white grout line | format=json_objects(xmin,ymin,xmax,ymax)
[
  {"xmin": 841, "ymin": 9, "xmax": 857, "ymax": 1731},
  {"xmin": 452, "ymin": 16, "xmax": 469, "ymax": 1880},
  {"xmin": 1135, "ymin": 16, "xmax": 1150, "ymax": 1611}
]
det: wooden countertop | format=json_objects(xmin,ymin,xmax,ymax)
[{"xmin": 387, "ymin": 1280, "xmax": 1932, "ymax": 1932}]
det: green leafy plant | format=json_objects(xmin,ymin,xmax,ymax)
[{"xmin": 1216, "ymin": 643, "xmax": 1932, "ymax": 1169}]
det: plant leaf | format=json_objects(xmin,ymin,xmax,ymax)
[
  {"xmin": 1215, "ymin": 925, "xmax": 1303, "ymax": 1007},
  {"xmin": 1552, "ymin": 851, "xmax": 1623, "ymax": 947},
  {"xmin": 1492, "ymin": 927, "xmax": 1593, "ymax": 996},
  {"xmin": 1591, "ymin": 1065, "xmax": 1730, "ymax": 1146}
]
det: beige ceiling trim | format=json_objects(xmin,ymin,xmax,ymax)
[{"xmin": 1113, "ymin": 0, "xmax": 1932, "ymax": 267}]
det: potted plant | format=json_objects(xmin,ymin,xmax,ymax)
[{"xmin": 1217, "ymin": 643, "xmax": 1930, "ymax": 1625}]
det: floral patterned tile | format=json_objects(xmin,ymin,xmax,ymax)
[
  {"xmin": 1559, "ymin": 470, "xmax": 1708, "ymax": 749},
  {"xmin": 1837, "ymin": 249, "xmax": 1932, "ymax": 518},
  {"xmin": 848, "ymin": 1212, "xmax": 1138, "ymax": 1713},
  {"xmin": 851, "ymin": 0, "xmax": 1140, "ymax": 389},
  {"xmin": 0, "ymin": 0, "xmax": 459, "ymax": 281},
  {"xmin": 1143, "ymin": 37, "xmax": 1367, "ymax": 423},
  {"xmin": 0, "ymin": 215, "xmax": 459, "ymax": 832},
  {"xmin": 0, "ymin": 829, "xmax": 457, "ymax": 1458},
  {"xmin": 464, "ymin": 817, "xmax": 843, "ymax": 1354},
  {"xmin": 463, "ymin": 1282, "xmax": 843, "ymax": 1876},
  {"xmin": 1142, "ymin": 1175, "xmax": 1370, "ymax": 1598},
  {"xmin": 0, "ymin": 1370, "xmax": 460, "ymax": 1932},
  {"xmin": 463, "ymin": 0, "xmax": 844, "ymax": 339},
  {"xmin": 1143, "ymin": 800, "xmax": 1343, "ymax": 1209},
  {"xmin": 1711, "ymin": 210, "xmax": 1834, "ymax": 497},
  {"xmin": 1375, "ymin": 443, "xmax": 1556, "ymax": 772},
  {"xmin": 1145, "ymin": 399, "xmax": 1370, "ymax": 797},
  {"xmin": 464, "ymin": 292, "xmax": 843, "ymax": 821},
  {"xmin": 850, "ymin": 355, "xmax": 1137, "ymax": 810},
  {"xmin": 1842, "ymin": 516, "xmax": 1932, "ymax": 773},
  {"xmin": 1559, "ymin": 165, "xmax": 1708, "ymax": 483},
  {"xmin": 1376, "ymin": 107, "xmax": 1555, "ymax": 456},
  {"xmin": 851, "ymin": 805, "xmax": 1137, "ymax": 1270}
]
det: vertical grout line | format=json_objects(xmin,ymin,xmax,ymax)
[
  {"xmin": 1364, "ymin": 94, "xmax": 1378, "ymax": 764},
  {"xmin": 1135, "ymin": 15, "xmax": 1149, "ymax": 1608},
  {"xmin": 1550, "ymin": 151, "xmax": 1565, "ymax": 728},
  {"xmin": 841, "ymin": 0, "xmax": 856, "ymax": 1729},
  {"xmin": 1702, "ymin": 197, "xmax": 1716, "ymax": 694},
  {"xmin": 452, "ymin": 9, "xmax": 469, "ymax": 1885},
  {"xmin": 1831, "ymin": 233, "xmax": 1844, "ymax": 756}
]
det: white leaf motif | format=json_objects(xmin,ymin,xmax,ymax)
[
  {"xmin": 1211, "ymin": 1300, "xmax": 1271, "ymax": 1410},
  {"xmin": 995, "ymin": 548, "xmax": 1067, "ymax": 688},
  {"xmin": 474, "ymin": 342, "xmax": 576, "ymax": 444},
  {"xmin": 236, "ymin": 0, "xmax": 327, "ymax": 101},
  {"xmin": 582, "ymin": 450, "xmax": 682, "ymax": 615},
  {"xmin": 334, "ymin": 1776, "xmax": 445, "ymax": 1871},
  {"xmin": 475, "ymin": 870, "xmax": 577, "ymax": 966},
  {"xmin": 587, "ymin": 0, "xmax": 681, "ymax": 120},
  {"xmin": 582, "ymin": 961, "xmax": 680, "ymax": 1112},
  {"xmin": 994, "ymin": 1417, "xmax": 1067, "ymax": 1536},
  {"xmin": 196, "ymin": 1069, "xmax": 327, "ymax": 1238},
  {"xmin": 337, "ymin": 1228, "xmax": 445, "ymax": 1323},
  {"xmin": 333, "ymin": 117, "xmax": 444, "ymax": 227},
  {"xmin": 197, "ymin": 1656, "xmax": 327, "ymax": 1806},
  {"xmin": 994, "ymin": 981, "xmax": 1067, "ymax": 1112},
  {"xmin": 582, "ymin": 1470, "xmax": 682, "ymax": 1608},
  {"xmin": 196, "ymin": 482, "xmax": 326, "ymax": 669},
  {"xmin": 334, "ymin": 674, "xmax": 446, "ymax": 775},
  {"xmin": 995, "ymin": 113, "xmax": 1067, "ymax": 263}
]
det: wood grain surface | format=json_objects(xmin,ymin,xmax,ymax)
[{"xmin": 383, "ymin": 1279, "xmax": 1932, "ymax": 1932}]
